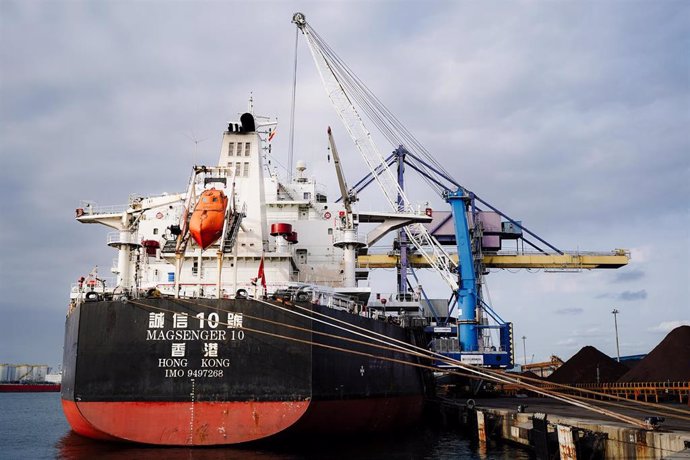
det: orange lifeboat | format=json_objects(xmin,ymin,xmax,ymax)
[{"xmin": 189, "ymin": 189, "xmax": 228, "ymax": 249}]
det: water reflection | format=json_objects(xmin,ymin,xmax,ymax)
[
  {"xmin": 57, "ymin": 431, "xmax": 299, "ymax": 460},
  {"xmin": 56, "ymin": 427, "xmax": 534, "ymax": 460}
]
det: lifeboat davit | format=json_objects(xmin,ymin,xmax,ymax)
[{"xmin": 189, "ymin": 189, "xmax": 228, "ymax": 249}]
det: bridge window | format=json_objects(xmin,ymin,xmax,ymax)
[
  {"xmin": 244, "ymin": 142, "xmax": 251, "ymax": 156},
  {"xmin": 243, "ymin": 162, "xmax": 249, "ymax": 177},
  {"xmin": 235, "ymin": 162, "xmax": 241, "ymax": 176},
  {"xmin": 228, "ymin": 142, "xmax": 235, "ymax": 156}
]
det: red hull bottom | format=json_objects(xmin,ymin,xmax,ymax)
[
  {"xmin": 62, "ymin": 395, "xmax": 424, "ymax": 445},
  {"xmin": 62, "ymin": 399, "xmax": 310, "ymax": 445}
]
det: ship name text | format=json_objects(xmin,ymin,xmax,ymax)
[
  {"xmin": 146, "ymin": 329, "xmax": 227, "ymax": 341},
  {"xmin": 147, "ymin": 310, "xmax": 243, "ymax": 379}
]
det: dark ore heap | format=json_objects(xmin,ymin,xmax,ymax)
[
  {"xmin": 547, "ymin": 346, "xmax": 628, "ymax": 384},
  {"xmin": 618, "ymin": 325, "xmax": 690, "ymax": 382}
]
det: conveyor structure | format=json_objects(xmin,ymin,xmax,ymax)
[{"xmin": 358, "ymin": 250, "xmax": 630, "ymax": 270}]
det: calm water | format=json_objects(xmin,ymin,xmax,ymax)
[{"xmin": 0, "ymin": 393, "xmax": 534, "ymax": 459}]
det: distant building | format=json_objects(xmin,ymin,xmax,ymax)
[
  {"xmin": 522, "ymin": 355, "xmax": 564, "ymax": 378},
  {"xmin": 0, "ymin": 364, "xmax": 49, "ymax": 382},
  {"xmin": 618, "ymin": 354, "xmax": 647, "ymax": 369}
]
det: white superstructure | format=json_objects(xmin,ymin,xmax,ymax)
[{"xmin": 70, "ymin": 110, "xmax": 387, "ymax": 307}]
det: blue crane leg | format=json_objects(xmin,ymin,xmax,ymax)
[{"xmin": 447, "ymin": 190, "xmax": 478, "ymax": 351}]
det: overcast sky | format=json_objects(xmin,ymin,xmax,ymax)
[{"xmin": 1, "ymin": 1, "xmax": 688, "ymax": 370}]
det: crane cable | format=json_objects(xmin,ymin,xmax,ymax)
[
  {"xmin": 301, "ymin": 23, "xmax": 452, "ymax": 197},
  {"xmin": 287, "ymin": 25, "xmax": 299, "ymax": 181}
]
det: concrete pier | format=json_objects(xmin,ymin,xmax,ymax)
[{"xmin": 435, "ymin": 397, "xmax": 690, "ymax": 459}]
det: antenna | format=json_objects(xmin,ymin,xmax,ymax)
[{"xmin": 183, "ymin": 131, "xmax": 208, "ymax": 164}]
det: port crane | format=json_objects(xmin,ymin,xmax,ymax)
[{"xmin": 293, "ymin": 13, "xmax": 629, "ymax": 369}]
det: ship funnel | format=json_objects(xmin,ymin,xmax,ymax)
[{"xmin": 240, "ymin": 113, "xmax": 256, "ymax": 133}]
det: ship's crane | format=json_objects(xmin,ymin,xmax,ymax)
[
  {"xmin": 75, "ymin": 193, "xmax": 185, "ymax": 297},
  {"xmin": 327, "ymin": 127, "xmax": 355, "ymax": 221},
  {"xmin": 327, "ymin": 127, "xmax": 365, "ymax": 287}
]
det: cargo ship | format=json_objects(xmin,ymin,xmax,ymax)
[
  {"xmin": 62, "ymin": 109, "xmax": 435, "ymax": 445},
  {"xmin": 0, "ymin": 383, "xmax": 60, "ymax": 392}
]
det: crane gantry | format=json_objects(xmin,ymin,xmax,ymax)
[{"xmin": 293, "ymin": 12, "xmax": 629, "ymax": 368}]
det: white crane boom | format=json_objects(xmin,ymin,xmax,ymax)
[
  {"xmin": 293, "ymin": 12, "xmax": 459, "ymax": 291},
  {"xmin": 327, "ymin": 126, "xmax": 354, "ymax": 221}
]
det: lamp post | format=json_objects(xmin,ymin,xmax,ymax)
[
  {"xmin": 612, "ymin": 309, "xmax": 621, "ymax": 362},
  {"xmin": 522, "ymin": 335, "xmax": 527, "ymax": 367}
]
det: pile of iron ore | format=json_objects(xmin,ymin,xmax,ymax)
[
  {"xmin": 547, "ymin": 346, "xmax": 628, "ymax": 384},
  {"xmin": 518, "ymin": 370, "xmax": 541, "ymax": 380},
  {"xmin": 618, "ymin": 325, "xmax": 690, "ymax": 382}
]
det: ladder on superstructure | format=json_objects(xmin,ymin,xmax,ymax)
[{"xmin": 220, "ymin": 205, "xmax": 245, "ymax": 254}]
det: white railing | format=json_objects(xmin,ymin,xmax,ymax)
[
  {"xmin": 106, "ymin": 232, "xmax": 139, "ymax": 245},
  {"xmin": 78, "ymin": 201, "xmax": 128, "ymax": 215},
  {"xmin": 332, "ymin": 229, "xmax": 367, "ymax": 246}
]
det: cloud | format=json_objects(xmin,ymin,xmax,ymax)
[
  {"xmin": 563, "ymin": 327, "xmax": 607, "ymax": 339},
  {"xmin": 555, "ymin": 307, "xmax": 584, "ymax": 315},
  {"xmin": 619, "ymin": 290, "xmax": 648, "ymax": 301},
  {"xmin": 595, "ymin": 289, "xmax": 648, "ymax": 301},
  {"xmin": 556, "ymin": 326, "xmax": 607, "ymax": 348},
  {"xmin": 648, "ymin": 320, "xmax": 690, "ymax": 333},
  {"xmin": 557, "ymin": 338, "xmax": 578, "ymax": 347},
  {"xmin": 613, "ymin": 269, "xmax": 645, "ymax": 283}
]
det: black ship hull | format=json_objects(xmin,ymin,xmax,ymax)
[{"xmin": 61, "ymin": 297, "xmax": 428, "ymax": 445}]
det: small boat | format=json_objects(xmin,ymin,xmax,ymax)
[{"xmin": 189, "ymin": 189, "xmax": 228, "ymax": 249}]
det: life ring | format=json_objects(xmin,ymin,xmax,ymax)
[
  {"xmin": 323, "ymin": 211, "xmax": 332, "ymax": 219},
  {"xmin": 156, "ymin": 212, "xmax": 164, "ymax": 219}
]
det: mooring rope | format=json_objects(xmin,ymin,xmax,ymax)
[
  {"xmin": 124, "ymin": 297, "xmax": 690, "ymax": 429},
  {"xmin": 250, "ymin": 297, "xmax": 690, "ymax": 421}
]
